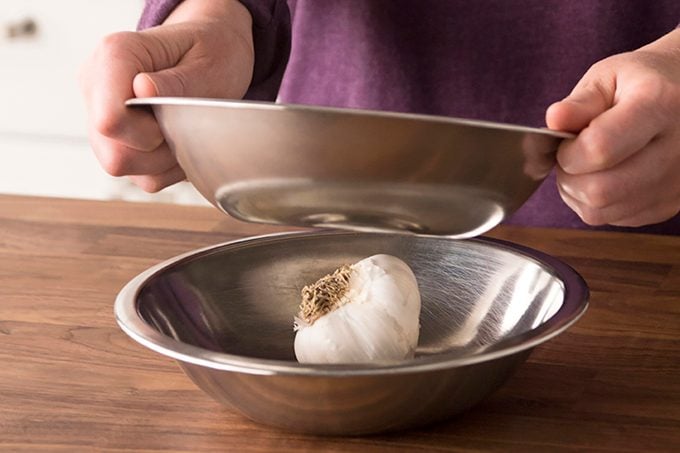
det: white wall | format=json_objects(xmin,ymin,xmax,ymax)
[{"xmin": 0, "ymin": 0, "xmax": 207, "ymax": 205}]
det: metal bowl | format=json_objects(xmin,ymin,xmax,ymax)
[
  {"xmin": 127, "ymin": 97, "xmax": 572, "ymax": 238},
  {"xmin": 115, "ymin": 231, "xmax": 588, "ymax": 435}
]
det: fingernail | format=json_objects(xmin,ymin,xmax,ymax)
[{"xmin": 558, "ymin": 181, "xmax": 583, "ymax": 201}]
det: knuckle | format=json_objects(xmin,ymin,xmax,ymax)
[
  {"xmin": 625, "ymin": 63, "xmax": 680, "ymax": 117},
  {"xmin": 135, "ymin": 176, "xmax": 165, "ymax": 193},
  {"xmin": 582, "ymin": 180, "xmax": 612, "ymax": 209},
  {"xmin": 98, "ymin": 31, "xmax": 138, "ymax": 57},
  {"xmin": 98, "ymin": 146, "xmax": 131, "ymax": 178},
  {"xmin": 614, "ymin": 217, "xmax": 645, "ymax": 228},
  {"xmin": 93, "ymin": 110, "xmax": 125, "ymax": 138},
  {"xmin": 634, "ymin": 76, "xmax": 664, "ymax": 97},
  {"xmin": 165, "ymin": 69, "xmax": 189, "ymax": 96},
  {"xmin": 579, "ymin": 128, "xmax": 611, "ymax": 170},
  {"xmin": 103, "ymin": 160, "xmax": 128, "ymax": 178},
  {"xmin": 578, "ymin": 206, "xmax": 606, "ymax": 226},
  {"xmin": 629, "ymin": 77, "xmax": 667, "ymax": 107}
]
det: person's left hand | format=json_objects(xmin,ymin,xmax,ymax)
[{"xmin": 546, "ymin": 28, "xmax": 680, "ymax": 227}]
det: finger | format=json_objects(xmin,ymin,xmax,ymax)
[
  {"xmin": 132, "ymin": 72, "xmax": 162, "ymax": 98},
  {"xmin": 86, "ymin": 26, "xmax": 198, "ymax": 148},
  {"xmin": 133, "ymin": 21, "xmax": 252, "ymax": 99},
  {"xmin": 128, "ymin": 165, "xmax": 187, "ymax": 193},
  {"xmin": 136, "ymin": 24, "xmax": 195, "ymax": 72},
  {"xmin": 555, "ymin": 132, "xmax": 675, "ymax": 211},
  {"xmin": 608, "ymin": 202, "xmax": 680, "ymax": 227},
  {"xmin": 557, "ymin": 183, "xmax": 605, "ymax": 226},
  {"xmin": 85, "ymin": 35, "xmax": 160, "ymax": 148},
  {"xmin": 132, "ymin": 50, "xmax": 246, "ymax": 100},
  {"xmin": 88, "ymin": 75, "xmax": 164, "ymax": 152},
  {"xmin": 90, "ymin": 132, "xmax": 178, "ymax": 177},
  {"xmin": 556, "ymin": 165, "xmax": 622, "ymax": 212},
  {"xmin": 131, "ymin": 24, "xmax": 197, "ymax": 98},
  {"xmin": 133, "ymin": 68, "xmax": 192, "ymax": 98},
  {"xmin": 556, "ymin": 158, "xmax": 648, "ymax": 217},
  {"xmin": 546, "ymin": 84, "xmax": 612, "ymax": 134},
  {"xmin": 556, "ymin": 139, "xmax": 679, "ymax": 226},
  {"xmin": 84, "ymin": 53, "xmax": 161, "ymax": 150},
  {"xmin": 561, "ymin": 181, "xmax": 679, "ymax": 227},
  {"xmin": 555, "ymin": 95, "xmax": 661, "ymax": 175},
  {"xmin": 90, "ymin": 104, "xmax": 164, "ymax": 152},
  {"xmin": 555, "ymin": 180, "xmax": 649, "ymax": 226}
]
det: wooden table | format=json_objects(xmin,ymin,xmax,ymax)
[{"xmin": 1, "ymin": 194, "xmax": 679, "ymax": 452}]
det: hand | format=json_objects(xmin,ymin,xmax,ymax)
[
  {"xmin": 80, "ymin": 0, "xmax": 254, "ymax": 192},
  {"xmin": 546, "ymin": 28, "xmax": 680, "ymax": 227}
]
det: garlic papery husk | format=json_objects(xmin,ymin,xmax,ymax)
[{"xmin": 294, "ymin": 254, "xmax": 421, "ymax": 364}]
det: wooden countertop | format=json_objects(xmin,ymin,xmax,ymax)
[{"xmin": 1, "ymin": 194, "xmax": 678, "ymax": 451}]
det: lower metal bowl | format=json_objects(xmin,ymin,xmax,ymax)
[{"xmin": 115, "ymin": 231, "xmax": 588, "ymax": 435}]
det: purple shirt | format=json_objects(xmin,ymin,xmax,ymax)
[{"xmin": 140, "ymin": 0, "xmax": 680, "ymax": 235}]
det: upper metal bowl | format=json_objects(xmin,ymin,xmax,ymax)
[
  {"xmin": 127, "ymin": 97, "xmax": 572, "ymax": 238},
  {"xmin": 115, "ymin": 231, "xmax": 588, "ymax": 435}
]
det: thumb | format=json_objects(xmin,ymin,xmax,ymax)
[
  {"xmin": 132, "ymin": 69, "xmax": 188, "ymax": 97},
  {"xmin": 130, "ymin": 24, "xmax": 199, "ymax": 98},
  {"xmin": 546, "ymin": 75, "xmax": 615, "ymax": 133}
]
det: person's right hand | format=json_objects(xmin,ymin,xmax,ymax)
[{"xmin": 80, "ymin": 0, "xmax": 254, "ymax": 192}]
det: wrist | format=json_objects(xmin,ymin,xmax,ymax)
[
  {"xmin": 639, "ymin": 27, "xmax": 680, "ymax": 59},
  {"xmin": 166, "ymin": 0, "xmax": 250, "ymax": 23}
]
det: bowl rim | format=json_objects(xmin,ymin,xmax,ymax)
[
  {"xmin": 126, "ymin": 96, "xmax": 575, "ymax": 140},
  {"xmin": 115, "ymin": 231, "xmax": 589, "ymax": 376}
]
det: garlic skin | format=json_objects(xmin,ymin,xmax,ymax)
[{"xmin": 294, "ymin": 254, "xmax": 421, "ymax": 364}]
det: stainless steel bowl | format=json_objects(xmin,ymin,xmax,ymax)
[
  {"xmin": 115, "ymin": 231, "xmax": 588, "ymax": 435},
  {"xmin": 127, "ymin": 97, "xmax": 572, "ymax": 238}
]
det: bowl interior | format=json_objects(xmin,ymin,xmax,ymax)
[{"xmin": 134, "ymin": 233, "xmax": 578, "ymax": 364}]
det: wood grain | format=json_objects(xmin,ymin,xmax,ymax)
[{"xmin": 1, "ymin": 194, "xmax": 678, "ymax": 452}]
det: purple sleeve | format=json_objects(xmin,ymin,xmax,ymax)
[
  {"xmin": 137, "ymin": 0, "xmax": 291, "ymax": 101},
  {"xmin": 137, "ymin": 0, "xmax": 183, "ymax": 29}
]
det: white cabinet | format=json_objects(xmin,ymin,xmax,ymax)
[{"xmin": 0, "ymin": 0, "xmax": 207, "ymax": 205}]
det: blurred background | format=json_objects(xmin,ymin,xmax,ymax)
[{"xmin": 0, "ymin": 0, "xmax": 207, "ymax": 205}]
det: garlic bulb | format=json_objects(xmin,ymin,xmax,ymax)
[{"xmin": 294, "ymin": 254, "xmax": 421, "ymax": 364}]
